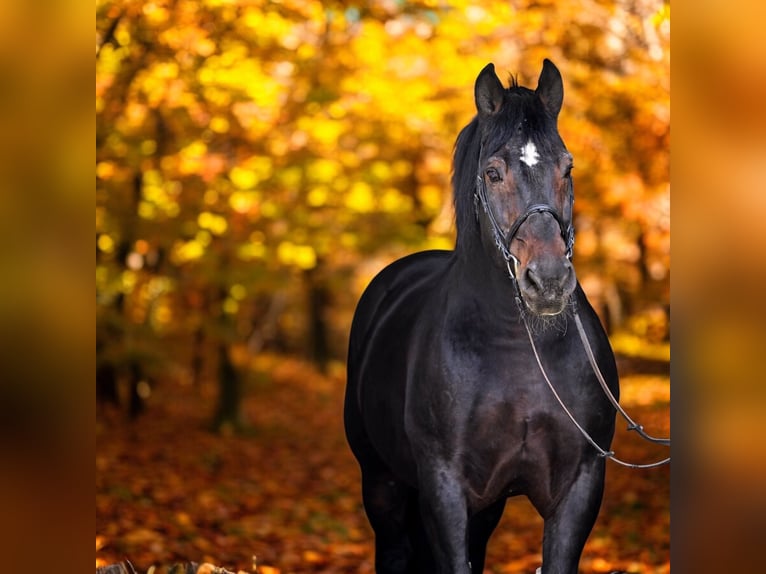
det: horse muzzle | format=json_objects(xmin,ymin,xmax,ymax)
[{"xmin": 517, "ymin": 256, "xmax": 576, "ymax": 315}]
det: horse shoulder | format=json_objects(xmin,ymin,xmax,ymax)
[
  {"xmin": 347, "ymin": 250, "xmax": 453, "ymax": 479},
  {"xmin": 349, "ymin": 250, "xmax": 452, "ymax": 349}
]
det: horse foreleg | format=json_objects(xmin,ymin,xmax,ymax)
[
  {"xmin": 538, "ymin": 459, "xmax": 606, "ymax": 574},
  {"xmin": 468, "ymin": 497, "xmax": 507, "ymax": 573},
  {"xmin": 417, "ymin": 467, "xmax": 472, "ymax": 574}
]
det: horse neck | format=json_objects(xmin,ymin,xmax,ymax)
[
  {"xmin": 449, "ymin": 242, "xmax": 524, "ymax": 320},
  {"xmin": 450, "ymin": 170, "xmax": 527, "ymax": 318}
]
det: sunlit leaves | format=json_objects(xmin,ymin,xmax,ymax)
[
  {"xmin": 96, "ymin": 235, "xmax": 113, "ymax": 257},
  {"xmin": 344, "ymin": 182, "xmax": 375, "ymax": 214},
  {"xmin": 134, "ymin": 170, "xmax": 181, "ymax": 220},
  {"xmin": 197, "ymin": 212, "xmax": 228, "ymax": 236},
  {"xmin": 277, "ymin": 242, "xmax": 317, "ymax": 270},
  {"xmin": 96, "ymin": 356, "xmax": 669, "ymax": 571},
  {"xmin": 139, "ymin": 61, "xmax": 180, "ymax": 107},
  {"xmin": 237, "ymin": 237, "xmax": 266, "ymax": 261},
  {"xmin": 198, "ymin": 51, "xmax": 285, "ymax": 112},
  {"xmin": 228, "ymin": 167, "xmax": 258, "ymax": 191},
  {"xmin": 96, "ymin": 0, "xmax": 670, "ymax": 359},
  {"xmin": 306, "ymin": 186, "xmax": 329, "ymax": 208},
  {"xmin": 172, "ymin": 238, "xmax": 205, "ymax": 265},
  {"xmin": 142, "ymin": 2, "xmax": 170, "ymax": 26},
  {"xmin": 229, "ymin": 190, "xmax": 260, "ymax": 215},
  {"xmin": 379, "ymin": 188, "xmax": 414, "ymax": 214},
  {"xmin": 230, "ymin": 157, "xmax": 273, "ymax": 189}
]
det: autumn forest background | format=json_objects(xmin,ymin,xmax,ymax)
[{"xmin": 96, "ymin": 0, "xmax": 670, "ymax": 572}]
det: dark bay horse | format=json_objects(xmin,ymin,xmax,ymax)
[{"xmin": 345, "ymin": 60, "xmax": 619, "ymax": 574}]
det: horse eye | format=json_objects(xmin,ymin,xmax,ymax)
[
  {"xmin": 560, "ymin": 153, "xmax": 574, "ymax": 178},
  {"xmin": 486, "ymin": 168, "xmax": 502, "ymax": 183}
]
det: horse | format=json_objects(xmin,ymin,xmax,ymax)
[{"xmin": 344, "ymin": 60, "xmax": 620, "ymax": 574}]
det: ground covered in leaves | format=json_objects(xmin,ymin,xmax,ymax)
[{"xmin": 96, "ymin": 354, "xmax": 670, "ymax": 573}]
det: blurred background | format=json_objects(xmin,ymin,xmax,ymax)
[
  {"xmin": 96, "ymin": 0, "xmax": 670, "ymax": 572},
  {"xmin": 96, "ymin": 0, "xmax": 669, "ymax": 424}
]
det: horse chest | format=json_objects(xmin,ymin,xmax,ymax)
[{"xmin": 406, "ymin": 341, "xmax": 586, "ymax": 494}]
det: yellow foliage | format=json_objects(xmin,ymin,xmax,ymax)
[
  {"xmin": 172, "ymin": 239, "xmax": 205, "ymax": 264},
  {"xmin": 260, "ymin": 201, "xmax": 278, "ymax": 218},
  {"xmin": 307, "ymin": 186, "xmax": 329, "ymax": 208},
  {"xmin": 424, "ymin": 236, "xmax": 454, "ymax": 251},
  {"xmin": 121, "ymin": 270, "xmax": 137, "ymax": 293},
  {"xmin": 97, "ymin": 234, "xmax": 114, "ymax": 254},
  {"xmin": 345, "ymin": 182, "xmax": 375, "ymax": 213},
  {"xmin": 304, "ymin": 116, "xmax": 344, "ymax": 148},
  {"xmin": 202, "ymin": 0, "xmax": 237, "ymax": 7},
  {"xmin": 196, "ymin": 230, "xmax": 212, "ymax": 247},
  {"xmin": 138, "ymin": 201, "xmax": 157, "ymax": 220},
  {"xmin": 277, "ymin": 241, "xmax": 317, "ymax": 270},
  {"xmin": 209, "ymin": 116, "xmax": 230, "ymax": 134},
  {"xmin": 223, "ymin": 297, "xmax": 238, "ymax": 314},
  {"xmin": 380, "ymin": 188, "xmax": 412, "ymax": 214},
  {"xmin": 140, "ymin": 140, "xmax": 157, "ymax": 155},
  {"xmin": 229, "ymin": 284, "xmax": 246, "ymax": 300},
  {"xmin": 418, "ymin": 184, "xmax": 444, "ymax": 212},
  {"xmin": 96, "ymin": 162, "xmax": 115, "ymax": 180},
  {"xmin": 238, "ymin": 242, "xmax": 266, "ymax": 261},
  {"xmin": 142, "ymin": 3, "xmax": 169, "ymax": 26},
  {"xmin": 308, "ymin": 159, "xmax": 341, "ymax": 184},
  {"xmin": 115, "ymin": 23, "xmax": 131, "ymax": 47},
  {"xmin": 178, "ymin": 140, "xmax": 208, "ymax": 175},
  {"xmin": 229, "ymin": 166, "xmax": 259, "ymax": 190},
  {"xmin": 197, "ymin": 212, "xmax": 228, "ymax": 235},
  {"xmin": 152, "ymin": 303, "xmax": 173, "ymax": 328},
  {"xmin": 370, "ymin": 161, "xmax": 391, "ymax": 181},
  {"xmin": 97, "ymin": 0, "xmax": 669, "ymax": 344},
  {"xmin": 229, "ymin": 190, "xmax": 259, "ymax": 214}
]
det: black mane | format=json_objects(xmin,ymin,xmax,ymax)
[{"xmin": 451, "ymin": 116, "xmax": 481, "ymax": 254}]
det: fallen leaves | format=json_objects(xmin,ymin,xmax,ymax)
[
  {"xmin": 96, "ymin": 561, "xmax": 253, "ymax": 574},
  {"xmin": 96, "ymin": 355, "xmax": 669, "ymax": 573}
]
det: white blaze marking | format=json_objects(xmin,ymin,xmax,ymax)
[{"xmin": 520, "ymin": 140, "xmax": 540, "ymax": 167}]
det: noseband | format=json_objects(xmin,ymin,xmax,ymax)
[{"xmin": 474, "ymin": 173, "xmax": 574, "ymax": 279}]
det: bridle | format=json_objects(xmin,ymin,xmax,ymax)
[
  {"xmin": 473, "ymin": 149, "xmax": 670, "ymax": 469},
  {"xmin": 473, "ymin": 162, "xmax": 574, "ymax": 293}
]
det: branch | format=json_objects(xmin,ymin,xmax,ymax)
[{"xmin": 97, "ymin": 11, "xmax": 123, "ymax": 59}]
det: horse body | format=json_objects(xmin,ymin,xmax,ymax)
[{"xmin": 345, "ymin": 60, "xmax": 620, "ymax": 574}]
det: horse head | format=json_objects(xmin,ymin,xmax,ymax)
[{"xmin": 473, "ymin": 60, "xmax": 576, "ymax": 316}]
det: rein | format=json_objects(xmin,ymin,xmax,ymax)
[
  {"xmin": 519, "ymin": 298, "xmax": 671, "ymax": 469},
  {"xmin": 474, "ymin": 165, "xmax": 670, "ymax": 468}
]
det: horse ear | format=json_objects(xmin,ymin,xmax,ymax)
[
  {"xmin": 475, "ymin": 63, "xmax": 505, "ymax": 116},
  {"xmin": 536, "ymin": 59, "xmax": 563, "ymax": 119}
]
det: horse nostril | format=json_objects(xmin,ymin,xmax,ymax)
[
  {"xmin": 524, "ymin": 265, "xmax": 544, "ymax": 293},
  {"xmin": 523, "ymin": 260, "xmax": 574, "ymax": 295},
  {"xmin": 561, "ymin": 260, "xmax": 574, "ymax": 286}
]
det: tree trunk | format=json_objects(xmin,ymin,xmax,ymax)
[
  {"xmin": 212, "ymin": 341, "xmax": 242, "ymax": 432},
  {"xmin": 191, "ymin": 325, "xmax": 205, "ymax": 386},
  {"xmin": 128, "ymin": 360, "xmax": 145, "ymax": 419},
  {"xmin": 211, "ymin": 282, "xmax": 243, "ymax": 433},
  {"xmin": 304, "ymin": 265, "xmax": 330, "ymax": 373}
]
